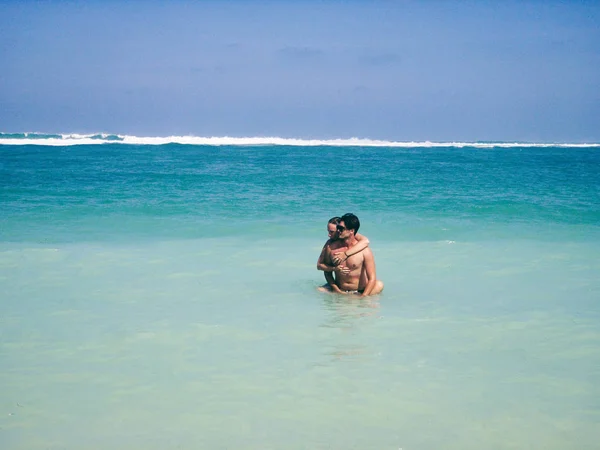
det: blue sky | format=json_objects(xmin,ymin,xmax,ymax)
[{"xmin": 1, "ymin": 0, "xmax": 598, "ymax": 141}]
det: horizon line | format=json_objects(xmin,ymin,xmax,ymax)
[{"xmin": 1, "ymin": 132, "xmax": 599, "ymax": 148}]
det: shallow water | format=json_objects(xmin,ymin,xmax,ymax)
[{"xmin": 1, "ymin": 144, "xmax": 599, "ymax": 449}]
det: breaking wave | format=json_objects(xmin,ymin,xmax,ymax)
[{"xmin": 0, "ymin": 132, "xmax": 598, "ymax": 148}]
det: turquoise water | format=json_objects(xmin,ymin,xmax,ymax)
[{"xmin": 1, "ymin": 141, "xmax": 599, "ymax": 449}]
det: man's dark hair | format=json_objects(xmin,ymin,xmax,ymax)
[
  {"xmin": 341, "ymin": 213, "xmax": 360, "ymax": 233},
  {"xmin": 328, "ymin": 216, "xmax": 341, "ymax": 225}
]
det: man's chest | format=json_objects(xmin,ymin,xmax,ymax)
[{"xmin": 344, "ymin": 252, "xmax": 364, "ymax": 271}]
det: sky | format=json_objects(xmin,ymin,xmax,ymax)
[{"xmin": 1, "ymin": 0, "xmax": 599, "ymax": 142}]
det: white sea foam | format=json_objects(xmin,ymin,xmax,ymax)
[{"xmin": 0, "ymin": 133, "xmax": 599, "ymax": 147}]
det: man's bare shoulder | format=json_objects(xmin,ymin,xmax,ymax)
[
  {"xmin": 362, "ymin": 246, "xmax": 375, "ymax": 261},
  {"xmin": 361, "ymin": 247, "xmax": 375, "ymax": 264},
  {"xmin": 362, "ymin": 246, "xmax": 374, "ymax": 255}
]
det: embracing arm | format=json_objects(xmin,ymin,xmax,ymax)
[
  {"xmin": 317, "ymin": 244, "xmax": 336, "ymax": 272},
  {"xmin": 360, "ymin": 249, "xmax": 377, "ymax": 297},
  {"xmin": 331, "ymin": 233, "xmax": 370, "ymax": 265},
  {"xmin": 317, "ymin": 243, "xmax": 344, "ymax": 291},
  {"xmin": 349, "ymin": 233, "xmax": 370, "ymax": 256}
]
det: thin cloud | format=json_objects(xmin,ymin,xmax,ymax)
[
  {"xmin": 277, "ymin": 46, "xmax": 325, "ymax": 60},
  {"xmin": 359, "ymin": 53, "xmax": 402, "ymax": 66}
]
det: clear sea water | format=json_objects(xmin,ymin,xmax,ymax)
[{"xmin": 1, "ymin": 136, "xmax": 599, "ymax": 449}]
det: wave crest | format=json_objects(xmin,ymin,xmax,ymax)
[{"xmin": 0, "ymin": 132, "xmax": 598, "ymax": 148}]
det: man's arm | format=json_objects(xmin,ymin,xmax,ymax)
[
  {"xmin": 327, "ymin": 267, "xmax": 345, "ymax": 293},
  {"xmin": 331, "ymin": 233, "xmax": 370, "ymax": 265},
  {"xmin": 360, "ymin": 248, "xmax": 377, "ymax": 297},
  {"xmin": 325, "ymin": 270, "xmax": 341, "ymax": 292}
]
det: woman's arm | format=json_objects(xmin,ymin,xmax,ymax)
[
  {"xmin": 331, "ymin": 233, "xmax": 370, "ymax": 265},
  {"xmin": 317, "ymin": 242, "xmax": 335, "ymax": 272},
  {"xmin": 317, "ymin": 241, "xmax": 347, "ymax": 288}
]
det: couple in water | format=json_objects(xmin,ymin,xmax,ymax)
[{"xmin": 317, "ymin": 213, "xmax": 384, "ymax": 297}]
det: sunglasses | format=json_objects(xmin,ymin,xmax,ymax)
[{"xmin": 336, "ymin": 225, "xmax": 346, "ymax": 232}]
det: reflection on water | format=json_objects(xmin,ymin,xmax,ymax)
[
  {"xmin": 318, "ymin": 294, "xmax": 383, "ymax": 364},
  {"xmin": 320, "ymin": 294, "xmax": 381, "ymax": 328}
]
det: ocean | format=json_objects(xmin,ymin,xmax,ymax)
[{"xmin": 1, "ymin": 133, "xmax": 599, "ymax": 449}]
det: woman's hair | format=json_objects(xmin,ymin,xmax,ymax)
[{"xmin": 328, "ymin": 216, "xmax": 341, "ymax": 225}]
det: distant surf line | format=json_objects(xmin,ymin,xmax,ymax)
[{"xmin": 0, "ymin": 133, "xmax": 599, "ymax": 148}]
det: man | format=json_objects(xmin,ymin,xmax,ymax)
[
  {"xmin": 322, "ymin": 213, "xmax": 384, "ymax": 297},
  {"xmin": 316, "ymin": 216, "xmax": 370, "ymax": 288}
]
